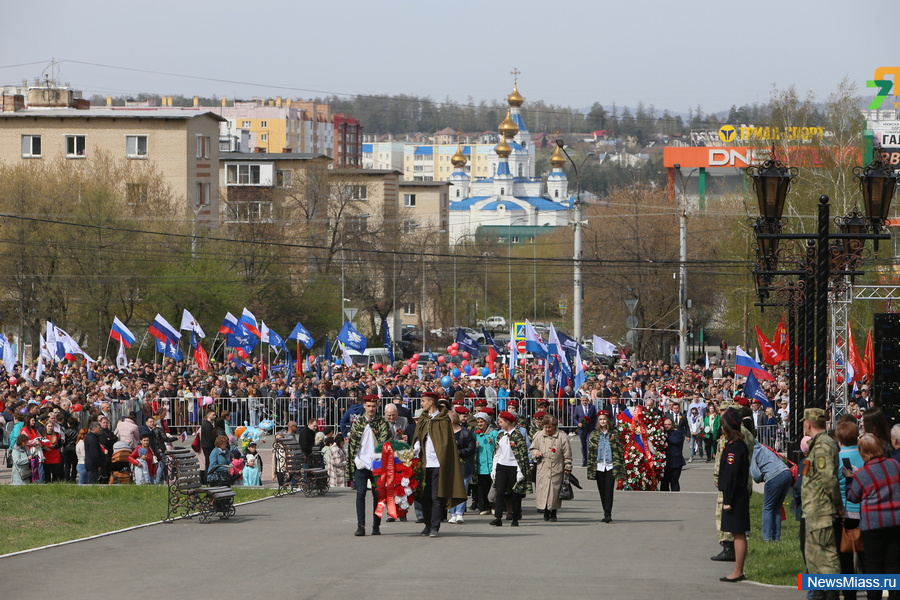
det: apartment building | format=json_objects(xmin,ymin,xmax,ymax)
[{"xmin": 0, "ymin": 86, "xmax": 224, "ymax": 225}]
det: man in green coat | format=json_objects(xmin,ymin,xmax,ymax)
[
  {"xmin": 801, "ymin": 408, "xmax": 841, "ymax": 600},
  {"xmin": 412, "ymin": 391, "xmax": 467, "ymax": 538}
]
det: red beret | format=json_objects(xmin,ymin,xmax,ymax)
[
  {"xmin": 473, "ymin": 399, "xmax": 488, "ymax": 407},
  {"xmin": 735, "ymin": 397, "xmax": 749, "ymax": 407},
  {"xmin": 507, "ymin": 399, "xmax": 519, "ymax": 407},
  {"xmin": 453, "ymin": 406, "xmax": 470, "ymax": 414},
  {"xmin": 536, "ymin": 399, "xmax": 550, "ymax": 406},
  {"xmin": 452, "ymin": 398, "xmax": 464, "ymax": 405},
  {"xmin": 532, "ymin": 410, "xmax": 547, "ymax": 419},
  {"xmin": 466, "ymin": 392, "xmax": 475, "ymax": 398},
  {"xmin": 421, "ymin": 391, "xmax": 439, "ymax": 400},
  {"xmin": 499, "ymin": 410, "xmax": 517, "ymax": 423},
  {"xmin": 483, "ymin": 407, "xmax": 495, "ymax": 416},
  {"xmin": 598, "ymin": 410, "xmax": 611, "ymax": 418},
  {"xmin": 361, "ymin": 394, "xmax": 379, "ymax": 402}
]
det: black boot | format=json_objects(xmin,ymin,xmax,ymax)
[
  {"xmin": 543, "ymin": 509, "xmax": 550, "ymax": 521},
  {"xmin": 549, "ymin": 509, "xmax": 557, "ymax": 522},
  {"xmin": 710, "ymin": 541, "xmax": 735, "ymax": 561}
]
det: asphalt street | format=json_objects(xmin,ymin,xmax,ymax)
[{"xmin": 0, "ymin": 448, "xmax": 801, "ymax": 600}]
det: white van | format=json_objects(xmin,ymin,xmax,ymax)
[{"xmin": 345, "ymin": 348, "xmax": 392, "ymax": 367}]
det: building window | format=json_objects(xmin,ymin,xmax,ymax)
[
  {"xmin": 242, "ymin": 121, "xmax": 251, "ymax": 128},
  {"xmin": 403, "ymin": 220, "xmax": 419, "ymax": 234},
  {"xmin": 500, "ymin": 188, "xmax": 505, "ymax": 195},
  {"xmin": 21, "ymin": 135, "xmax": 41, "ymax": 158},
  {"xmin": 456, "ymin": 189, "xmax": 460, "ymax": 197},
  {"xmin": 345, "ymin": 185, "xmax": 368, "ymax": 200},
  {"xmin": 65, "ymin": 135, "xmax": 86, "ymax": 158},
  {"xmin": 196, "ymin": 135, "xmax": 210, "ymax": 159},
  {"xmin": 260, "ymin": 121, "xmax": 267, "ymax": 128},
  {"xmin": 226, "ymin": 164, "xmax": 261, "ymax": 185},
  {"xmin": 403, "ymin": 303, "xmax": 416, "ymax": 316},
  {"xmin": 126, "ymin": 135, "xmax": 148, "ymax": 158},
  {"xmin": 511, "ymin": 236, "xmax": 519, "ymax": 243},
  {"xmin": 276, "ymin": 169, "xmax": 292, "ymax": 188},
  {"xmin": 404, "ymin": 193, "xmax": 416, "ymax": 207},
  {"xmin": 126, "ymin": 183, "xmax": 148, "ymax": 205},
  {"xmin": 260, "ymin": 134, "xmax": 268, "ymax": 142},
  {"xmin": 196, "ymin": 182, "xmax": 210, "ymax": 206},
  {"xmin": 227, "ymin": 201, "xmax": 272, "ymax": 223},
  {"xmin": 518, "ymin": 163, "xmax": 523, "ymax": 177},
  {"xmin": 343, "ymin": 214, "xmax": 369, "ymax": 233}
]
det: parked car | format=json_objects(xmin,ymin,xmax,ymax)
[{"xmin": 477, "ymin": 316, "xmax": 507, "ymax": 331}]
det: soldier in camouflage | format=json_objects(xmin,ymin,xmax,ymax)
[
  {"xmin": 801, "ymin": 408, "xmax": 841, "ymax": 600},
  {"xmin": 347, "ymin": 394, "xmax": 393, "ymax": 537}
]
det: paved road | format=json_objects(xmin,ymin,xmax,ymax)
[{"xmin": 1, "ymin": 452, "xmax": 799, "ymax": 600}]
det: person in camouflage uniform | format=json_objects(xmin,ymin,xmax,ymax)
[
  {"xmin": 528, "ymin": 410, "xmax": 548, "ymax": 440},
  {"xmin": 587, "ymin": 411, "xmax": 625, "ymax": 523},
  {"xmin": 801, "ymin": 408, "xmax": 841, "ymax": 600},
  {"xmin": 347, "ymin": 395, "xmax": 393, "ymax": 537},
  {"xmin": 711, "ymin": 400, "xmax": 756, "ymax": 561},
  {"xmin": 489, "ymin": 410, "xmax": 530, "ymax": 527}
]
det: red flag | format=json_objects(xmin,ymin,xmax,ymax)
[
  {"xmin": 487, "ymin": 346, "xmax": 498, "ymax": 374},
  {"xmin": 258, "ymin": 361, "xmax": 267, "ymax": 381},
  {"xmin": 847, "ymin": 322, "xmax": 866, "ymax": 383},
  {"xmin": 755, "ymin": 326, "xmax": 783, "ymax": 365},
  {"xmin": 773, "ymin": 317, "xmax": 788, "ymax": 357},
  {"xmin": 864, "ymin": 330, "xmax": 874, "ymax": 381},
  {"xmin": 193, "ymin": 342, "xmax": 209, "ymax": 371}
]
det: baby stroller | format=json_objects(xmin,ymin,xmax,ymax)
[{"xmin": 109, "ymin": 448, "xmax": 134, "ymax": 484}]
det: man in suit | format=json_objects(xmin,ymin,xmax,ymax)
[
  {"xmin": 664, "ymin": 400, "xmax": 690, "ymax": 438},
  {"xmin": 573, "ymin": 395, "xmax": 597, "ymax": 467}
]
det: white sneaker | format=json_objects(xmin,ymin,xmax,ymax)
[
  {"xmin": 456, "ymin": 515, "xmax": 464, "ymax": 524},
  {"xmin": 448, "ymin": 515, "xmax": 458, "ymax": 524}
]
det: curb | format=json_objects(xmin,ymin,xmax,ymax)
[{"xmin": 0, "ymin": 493, "xmax": 279, "ymax": 560}]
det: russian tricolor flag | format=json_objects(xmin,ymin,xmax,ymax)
[
  {"xmin": 219, "ymin": 312, "xmax": 238, "ymax": 335},
  {"xmin": 240, "ymin": 307, "xmax": 261, "ymax": 337},
  {"xmin": 109, "ymin": 317, "xmax": 135, "ymax": 349},
  {"xmin": 735, "ymin": 346, "xmax": 775, "ymax": 381},
  {"xmin": 148, "ymin": 313, "xmax": 180, "ymax": 344}
]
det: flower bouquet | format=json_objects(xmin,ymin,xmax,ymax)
[{"xmin": 372, "ymin": 440, "xmax": 420, "ymax": 519}]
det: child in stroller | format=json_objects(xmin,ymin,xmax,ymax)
[{"xmin": 110, "ymin": 441, "xmax": 136, "ymax": 484}]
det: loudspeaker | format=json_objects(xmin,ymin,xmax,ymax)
[{"xmin": 873, "ymin": 313, "xmax": 900, "ymax": 424}]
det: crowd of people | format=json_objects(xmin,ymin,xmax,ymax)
[{"xmin": 2, "ymin": 350, "xmax": 899, "ymax": 596}]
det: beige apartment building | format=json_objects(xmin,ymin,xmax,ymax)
[{"xmin": 0, "ymin": 88, "xmax": 225, "ymax": 225}]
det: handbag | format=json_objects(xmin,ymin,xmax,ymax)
[
  {"xmin": 558, "ymin": 472, "xmax": 574, "ymax": 501},
  {"xmin": 191, "ymin": 431, "xmax": 201, "ymax": 453},
  {"xmin": 487, "ymin": 483, "xmax": 497, "ymax": 504},
  {"xmin": 839, "ymin": 524, "xmax": 863, "ymax": 553},
  {"xmin": 5, "ymin": 448, "xmax": 11, "ymax": 469}
]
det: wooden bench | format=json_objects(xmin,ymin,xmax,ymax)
[
  {"xmin": 165, "ymin": 448, "xmax": 237, "ymax": 524},
  {"xmin": 273, "ymin": 438, "xmax": 329, "ymax": 497}
]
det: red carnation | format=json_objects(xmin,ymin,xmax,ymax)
[{"xmin": 551, "ymin": 448, "xmax": 556, "ymax": 453}]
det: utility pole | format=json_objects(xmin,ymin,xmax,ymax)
[
  {"xmin": 674, "ymin": 164, "xmax": 690, "ymax": 369},
  {"xmin": 556, "ymin": 140, "xmax": 591, "ymax": 342}
]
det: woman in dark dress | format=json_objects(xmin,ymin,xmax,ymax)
[{"xmin": 718, "ymin": 408, "xmax": 750, "ymax": 583}]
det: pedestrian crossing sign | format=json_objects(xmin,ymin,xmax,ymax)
[{"xmin": 514, "ymin": 322, "xmax": 526, "ymax": 340}]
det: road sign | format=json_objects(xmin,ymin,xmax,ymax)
[
  {"xmin": 625, "ymin": 315, "xmax": 639, "ymax": 329},
  {"xmin": 624, "ymin": 298, "xmax": 639, "ymax": 314},
  {"xmin": 516, "ymin": 340, "xmax": 526, "ymax": 353},
  {"xmin": 513, "ymin": 322, "xmax": 527, "ymax": 340},
  {"xmin": 343, "ymin": 308, "xmax": 358, "ymax": 322},
  {"xmin": 625, "ymin": 330, "xmax": 638, "ymax": 344}
]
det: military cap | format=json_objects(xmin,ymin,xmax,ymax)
[{"xmin": 804, "ymin": 407, "xmax": 827, "ymax": 422}]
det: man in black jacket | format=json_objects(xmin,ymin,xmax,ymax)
[
  {"xmin": 97, "ymin": 415, "xmax": 117, "ymax": 484},
  {"xmin": 297, "ymin": 417, "xmax": 318, "ymax": 456},
  {"xmin": 84, "ymin": 422, "xmax": 104, "ymax": 484},
  {"xmin": 199, "ymin": 409, "xmax": 217, "ymax": 481}
]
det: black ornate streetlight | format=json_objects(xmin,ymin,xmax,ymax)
[{"xmin": 854, "ymin": 157, "xmax": 897, "ymax": 252}]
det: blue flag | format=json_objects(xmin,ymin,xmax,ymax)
[
  {"xmin": 268, "ymin": 327, "xmax": 286, "ymax": 350},
  {"xmin": 427, "ymin": 347, "xmax": 436, "ymax": 362},
  {"xmin": 284, "ymin": 348, "xmax": 293, "ymax": 382},
  {"xmin": 557, "ymin": 330, "xmax": 581, "ymax": 358},
  {"xmin": 337, "ymin": 321, "xmax": 367, "ymax": 353},
  {"xmin": 157, "ymin": 338, "xmax": 183, "ymax": 361},
  {"xmin": 455, "ymin": 327, "xmax": 480, "ymax": 358},
  {"xmin": 482, "ymin": 327, "xmax": 501, "ymax": 354},
  {"xmin": 323, "ymin": 335, "xmax": 332, "ymax": 379},
  {"xmin": 742, "ymin": 371, "xmax": 773, "ymax": 409},
  {"xmin": 288, "ymin": 322, "xmax": 314, "ymax": 350},
  {"xmin": 383, "ymin": 319, "xmax": 394, "ymax": 364},
  {"xmin": 227, "ymin": 321, "xmax": 259, "ymax": 352}
]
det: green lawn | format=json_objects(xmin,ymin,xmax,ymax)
[
  {"xmin": 0, "ymin": 484, "xmax": 274, "ymax": 555},
  {"xmin": 745, "ymin": 491, "xmax": 804, "ymax": 586}
]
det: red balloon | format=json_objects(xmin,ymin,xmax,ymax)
[
  {"xmin": 451, "ymin": 343, "xmax": 459, "ymax": 350},
  {"xmin": 437, "ymin": 355, "xmax": 446, "ymax": 363},
  {"xmin": 308, "ymin": 355, "xmax": 316, "ymax": 363},
  {"xmin": 411, "ymin": 353, "xmax": 420, "ymax": 362},
  {"xmin": 400, "ymin": 365, "xmax": 410, "ymax": 375},
  {"xmin": 227, "ymin": 353, "xmax": 235, "ymax": 360},
  {"xmin": 237, "ymin": 348, "xmax": 248, "ymax": 359},
  {"xmin": 72, "ymin": 403, "xmax": 83, "ymax": 412},
  {"xmin": 446, "ymin": 346, "xmax": 453, "ymax": 354},
  {"xmin": 519, "ymin": 359, "xmax": 527, "ymax": 366},
  {"xmin": 461, "ymin": 351, "xmax": 469, "ymax": 359},
  {"xmin": 372, "ymin": 363, "xmax": 381, "ymax": 370},
  {"xmin": 460, "ymin": 360, "xmax": 468, "ymax": 368},
  {"xmin": 449, "ymin": 348, "xmax": 458, "ymax": 357}
]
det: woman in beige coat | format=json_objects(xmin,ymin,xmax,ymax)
[{"xmin": 529, "ymin": 415, "xmax": 573, "ymax": 521}]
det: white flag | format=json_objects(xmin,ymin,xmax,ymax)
[
  {"xmin": 592, "ymin": 335, "xmax": 616, "ymax": 355},
  {"xmin": 180, "ymin": 309, "xmax": 206, "ymax": 338},
  {"xmin": 705, "ymin": 352, "xmax": 710, "ymax": 370},
  {"xmin": 116, "ymin": 339, "xmax": 128, "ymax": 370},
  {"xmin": 260, "ymin": 320, "xmax": 271, "ymax": 343},
  {"xmin": 0, "ymin": 334, "xmax": 15, "ymax": 373},
  {"xmin": 35, "ymin": 356, "xmax": 44, "ymax": 382},
  {"xmin": 340, "ymin": 341, "xmax": 353, "ymax": 367}
]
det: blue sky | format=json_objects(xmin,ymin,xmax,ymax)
[{"xmin": 3, "ymin": 0, "xmax": 892, "ymax": 113}]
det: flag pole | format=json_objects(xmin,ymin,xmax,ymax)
[
  {"xmin": 136, "ymin": 331, "xmax": 149, "ymax": 363},
  {"xmin": 103, "ymin": 333, "xmax": 111, "ymax": 362}
]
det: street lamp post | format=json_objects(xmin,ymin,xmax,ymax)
[
  {"xmin": 673, "ymin": 164, "xmax": 699, "ymax": 368},
  {"xmin": 556, "ymin": 140, "xmax": 593, "ymax": 342}
]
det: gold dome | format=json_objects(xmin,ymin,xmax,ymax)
[
  {"xmin": 498, "ymin": 109, "xmax": 519, "ymax": 139},
  {"xmin": 495, "ymin": 137, "xmax": 512, "ymax": 158},
  {"xmin": 451, "ymin": 144, "xmax": 467, "ymax": 167},
  {"xmin": 549, "ymin": 144, "xmax": 567, "ymax": 168},
  {"xmin": 507, "ymin": 84, "xmax": 524, "ymax": 107}
]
